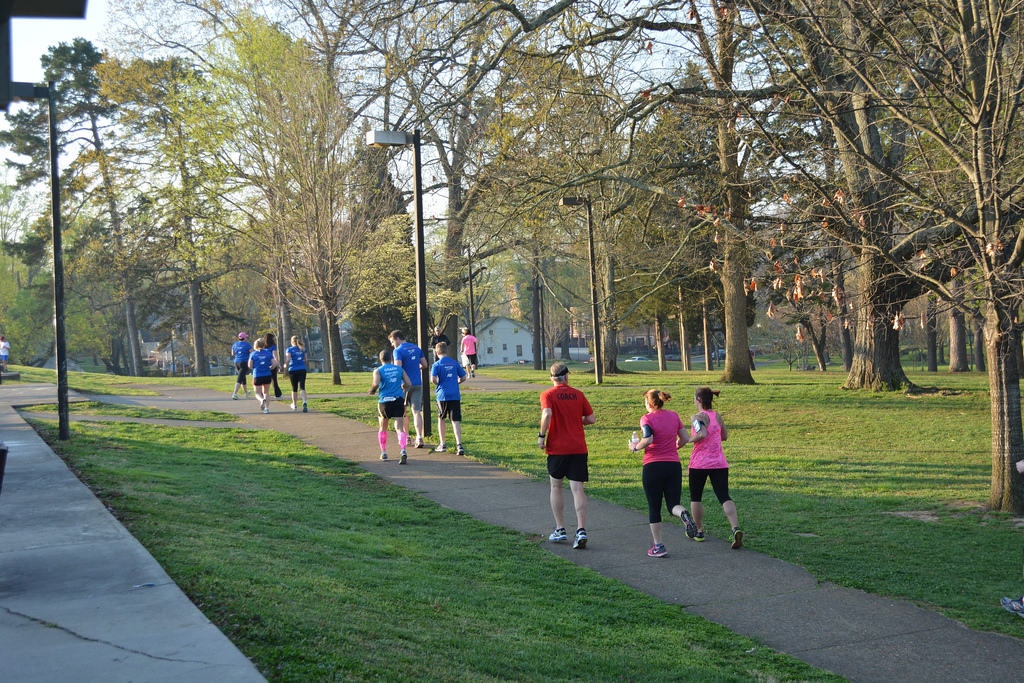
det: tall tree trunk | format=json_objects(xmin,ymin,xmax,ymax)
[
  {"xmin": 985, "ymin": 298, "xmax": 1024, "ymax": 514},
  {"xmin": 654, "ymin": 315, "xmax": 666, "ymax": 370},
  {"xmin": 843, "ymin": 256, "xmax": 912, "ymax": 391},
  {"xmin": 949, "ymin": 307, "xmax": 969, "ymax": 372},
  {"xmin": 678, "ymin": 285, "xmax": 691, "ymax": 371},
  {"xmin": 835, "ymin": 267, "xmax": 854, "ymax": 372},
  {"xmin": 972, "ymin": 316, "xmax": 986, "ymax": 372},
  {"xmin": 531, "ymin": 260, "xmax": 542, "ymax": 370},
  {"xmin": 326, "ymin": 311, "xmax": 343, "ymax": 384},
  {"xmin": 124, "ymin": 301, "xmax": 141, "ymax": 376},
  {"xmin": 926, "ymin": 300, "xmax": 938, "ymax": 372},
  {"xmin": 601, "ymin": 255, "xmax": 618, "ymax": 375},
  {"xmin": 188, "ymin": 279, "xmax": 207, "ymax": 376},
  {"xmin": 560, "ymin": 325, "xmax": 570, "ymax": 360},
  {"xmin": 720, "ymin": 237, "xmax": 753, "ymax": 383},
  {"xmin": 702, "ymin": 298, "xmax": 712, "ymax": 371}
]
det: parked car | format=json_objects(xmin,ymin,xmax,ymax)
[
  {"xmin": 665, "ymin": 354, "xmax": 682, "ymax": 361},
  {"xmin": 624, "ymin": 356, "xmax": 651, "ymax": 362}
]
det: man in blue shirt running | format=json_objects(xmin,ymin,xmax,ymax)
[
  {"xmin": 369, "ymin": 348, "xmax": 412, "ymax": 464},
  {"xmin": 430, "ymin": 342, "xmax": 467, "ymax": 455},
  {"xmin": 389, "ymin": 330, "xmax": 429, "ymax": 449}
]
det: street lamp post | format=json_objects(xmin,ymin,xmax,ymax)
[
  {"xmin": 559, "ymin": 196, "xmax": 602, "ymax": 385},
  {"xmin": 366, "ymin": 129, "xmax": 431, "ymax": 435}
]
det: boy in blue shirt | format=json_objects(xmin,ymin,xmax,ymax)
[
  {"xmin": 430, "ymin": 342, "xmax": 467, "ymax": 455},
  {"xmin": 369, "ymin": 348, "xmax": 412, "ymax": 463}
]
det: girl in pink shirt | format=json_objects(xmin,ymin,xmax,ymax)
[
  {"xmin": 682, "ymin": 386, "xmax": 743, "ymax": 549},
  {"xmin": 460, "ymin": 328, "xmax": 478, "ymax": 377},
  {"xmin": 630, "ymin": 389, "xmax": 698, "ymax": 557}
]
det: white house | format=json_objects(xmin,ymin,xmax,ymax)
[{"xmin": 472, "ymin": 316, "xmax": 535, "ymax": 366}]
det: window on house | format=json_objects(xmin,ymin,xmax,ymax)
[
  {"xmin": 516, "ymin": 345, "xmax": 523, "ymax": 356},
  {"xmin": 487, "ymin": 347, "xmax": 493, "ymax": 354},
  {"xmin": 502, "ymin": 343, "xmax": 507, "ymax": 350}
]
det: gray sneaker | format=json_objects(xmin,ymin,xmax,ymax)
[
  {"xmin": 573, "ymin": 528, "xmax": 588, "ymax": 549},
  {"xmin": 548, "ymin": 527, "xmax": 567, "ymax": 542}
]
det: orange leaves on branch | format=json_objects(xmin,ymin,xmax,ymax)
[
  {"xmin": 714, "ymin": 231, "xmax": 720, "ymax": 243},
  {"xmin": 677, "ymin": 197, "xmax": 686, "ymax": 208},
  {"xmin": 749, "ymin": 278, "xmax": 758, "ymax": 292},
  {"xmin": 709, "ymin": 258, "xmax": 719, "ymax": 272},
  {"xmin": 770, "ymin": 238, "xmax": 777, "ymax": 247},
  {"xmin": 783, "ymin": 193, "xmax": 792, "ymax": 205},
  {"xmin": 646, "ymin": 41, "xmax": 654, "ymax": 55},
  {"xmin": 796, "ymin": 326, "xmax": 805, "ymax": 342},
  {"xmin": 641, "ymin": 89, "xmax": 652, "ymax": 100},
  {"xmin": 951, "ymin": 267, "xmax": 958, "ymax": 276},
  {"xmin": 832, "ymin": 285, "xmax": 845, "ymax": 307},
  {"xmin": 688, "ymin": 8, "xmax": 697, "ymax": 20},
  {"xmin": 893, "ymin": 313, "xmax": 906, "ymax": 331},
  {"xmin": 766, "ymin": 302, "xmax": 776, "ymax": 319},
  {"xmin": 773, "ymin": 261, "xmax": 783, "ymax": 274},
  {"xmin": 833, "ymin": 189, "xmax": 846, "ymax": 206},
  {"xmin": 772, "ymin": 276, "xmax": 783, "ymax": 290}
]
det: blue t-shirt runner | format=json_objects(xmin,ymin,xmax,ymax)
[
  {"xmin": 431, "ymin": 355, "xmax": 467, "ymax": 401},
  {"xmin": 286, "ymin": 345, "xmax": 306, "ymax": 371},
  {"xmin": 250, "ymin": 348, "xmax": 275, "ymax": 379},
  {"xmin": 232, "ymin": 340, "xmax": 253, "ymax": 363},
  {"xmin": 377, "ymin": 363, "xmax": 406, "ymax": 403},
  {"xmin": 394, "ymin": 341, "xmax": 425, "ymax": 385}
]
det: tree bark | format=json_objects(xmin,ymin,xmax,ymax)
[
  {"xmin": 843, "ymin": 257, "xmax": 912, "ymax": 391},
  {"xmin": 925, "ymin": 300, "xmax": 938, "ymax": 372},
  {"xmin": 188, "ymin": 280, "xmax": 207, "ymax": 376},
  {"xmin": 654, "ymin": 315, "xmax": 666, "ymax": 371},
  {"xmin": 678, "ymin": 285, "xmax": 691, "ymax": 372},
  {"xmin": 949, "ymin": 307, "xmax": 969, "ymax": 372},
  {"xmin": 985, "ymin": 300, "xmax": 1024, "ymax": 514}
]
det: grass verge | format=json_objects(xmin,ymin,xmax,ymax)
[{"xmin": 33, "ymin": 418, "xmax": 841, "ymax": 682}]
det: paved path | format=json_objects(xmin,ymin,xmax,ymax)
[{"xmin": 3, "ymin": 377, "xmax": 1023, "ymax": 682}]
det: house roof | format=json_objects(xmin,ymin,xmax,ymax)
[
  {"xmin": 10, "ymin": 1, "xmax": 87, "ymax": 18},
  {"xmin": 474, "ymin": 316, "xmax": 533, "ymax": 336}
]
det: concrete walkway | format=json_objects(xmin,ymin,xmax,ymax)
[{"xmin": 3, "ymin": 377, "xmax": 1023, "ymax": 682}]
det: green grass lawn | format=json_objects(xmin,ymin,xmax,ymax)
[
  {"xmin": 19, "ymin": 362, "xmax": 1024, "ymax": 679},
  {"xmin": 33, "ymin": 418, "xmax": 841, "ymax": 682},
  {"xmin": 318, "ymin": 364, "xmax": 1024, "ymax": 638}
]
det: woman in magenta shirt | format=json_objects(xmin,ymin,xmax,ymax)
[
  {"xmin": 683, "ymin": 386, "xmax": 743, "ymax": 549},
  {"xmin": 630, "ymin": 389, "xmax": 698, "ymax": 557}
]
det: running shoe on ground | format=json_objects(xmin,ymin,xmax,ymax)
[
  {"xmin": 245, "ymin": 389, "xmax": 252, "ymax": 397},
  {"xmin": 1001, "ymin": 596, "xmax": 1024, "ymax": 616},
  {"xmin": 302, "ymin": 402, "xmax": 307, "ymax": 413},
  {"xmin": 231, "ymin": 393, "xmax": 238, "ymax": 400},
  {"xmin": 679, "ymin": 507, "xmax": 697, "ymax": 539},
  {"xmin": 380, "ymin": 451, "xmax": 388, "ymax": 461},
  {"xmin": 648, "ymin": 543, "xmax": 667, "ymax": 558},
  {"xmin": 456, "ymin": 444, "xmax": 465, "ymax": 456},
  {"xmin": 414, "ymin": 439, "xmax": 425, "ymax": 448},
  {"xmin": 261, "ymin": 398, "xmax": 268, "ymax": 411},
  {"xmin": 693, "ymin": 530, "xmax": 705, "ymax": 541},
  {"xmin": 434, "ymin": 444, "xmax": 448, "ymax": 452},
  {"xmin": 290, "ymin": 403, "xmax": 297, "ymax": 411},
  {"xmin": 573, "ymin": 528, "xmax": 588, "ymax": 550},
  {"xmin": 730, "ymin": 527, "xmax": 744, "ymax": 550},
  {"xmin": 399, "ymin": 449, "xmax": 408, "ymax": 465},
  {"xmin": 548, "ymin": 527, "xmax": 567, "ymax": 542}
]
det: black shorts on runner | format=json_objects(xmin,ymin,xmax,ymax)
[
  {"xmin": 378, "ymin": 398, "xmax": 406, "ymax": 419},
  {"xmin": 288, "ymin": 369, "xmax": 307, "ymax": 391},
  {"xmin": 467, "ymin": 353, "xmax": 478, "ymax": 365},
  {"xmin": 436, "ymin": 400, "xmax": 462, "ymax": 422},
  {"xmin": 253, "ymin": 375, "xmax": 272, "ymax": 386},
  {"xmin": 235, "ymin": 362, "xmax": 250, "ymax": 384},
  {"xmin": 547, "ymin": 453, "xmax": 589, "ymax": 482}
]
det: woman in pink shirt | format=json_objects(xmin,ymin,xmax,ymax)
[
  {"xmin": 630, "ymin": 389, "xmax": 698, "ymax": 557},
  {"xmin": 460, "ymin": 327, "xmax": 478, "ymax": 378},
  {"xmin": 683, "ymin": 386, "xmax": 743, "ymax": 549}
]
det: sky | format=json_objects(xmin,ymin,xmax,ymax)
[{"xmin": 10, "ymin": 0, "xmax": 110, "ymax": 83}]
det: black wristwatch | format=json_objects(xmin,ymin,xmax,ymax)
[{"xmin": 538, "ymin": 433, "xmax": 546, "ymax": 438}]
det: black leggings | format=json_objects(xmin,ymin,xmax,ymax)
[
  {"xmin": 235, "ymin": 362, "xmax": 249, "ymax": 386},
  {"xmin": 642, "ymin": 461, "xmax": 683, "ymax": 524},
  {"xmin": 689, "ymin": 467, "xmax": 731, "ymax": 505}
]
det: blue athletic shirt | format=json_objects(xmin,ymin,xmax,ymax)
[
  {"xmin": 377, "ymin": 363, "xmax": 405, "ymax": 403},
  {"xmin": 286, "ymin": 345, "xmax": 306, "ymax": 371},
  {"xmin": 232, "ymin": 340, "xmax": 253, "ymax": 363},
  {"xmin": 431, "ymin": 356, "xmax": 466, "ymax": 401},
  {"xmin": 394, "ymin": 342, "xmax": 424, "ymax": 386},
  {"xmin": 249, "ymin": 348, "xmax": 275, "ymax": 378}
]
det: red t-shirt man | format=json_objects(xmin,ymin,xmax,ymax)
[{"xmin": 538, "ymin": 363, "xmax": 596, "ymax": 549}]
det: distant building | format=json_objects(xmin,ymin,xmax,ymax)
[{"xmin": 475, "ymin": 316, "xmax": 534, "ymax": 366}]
